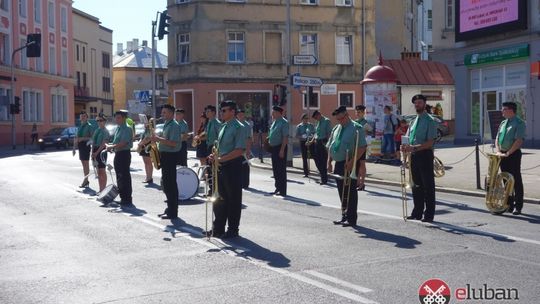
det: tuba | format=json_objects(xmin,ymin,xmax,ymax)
[
  {"xmin": 145, "ymin": 118, "xmax": 161, "ymax": 170},
  {"xmin": 485, "ymin": 153, "xmax": 514, "ymax": 214},
  {"xmin": 433, "ymin": 156, "xmax": 445, "ymax": 178}
]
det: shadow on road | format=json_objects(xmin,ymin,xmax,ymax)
[
  {"xmin": 283, "ymin": 195, "xmax": 321, "ymax": 207},
  {"xmin": 223, "ymin": 237, "xmax": 292, "ymax": 268},
  {"xmin": 353, "ymin": 226, "xmax": 422, "ymax": 249},
  {"xmin": 426, "ymin": 222, "xmax": 516, "ymax": 243}
]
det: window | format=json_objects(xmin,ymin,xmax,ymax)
[
  {"xmin": 102, "ymin": 52, "xmax": 110, "ymax": 68},
  {"xmin": 19, "ymin": 0, "xmax": 26, "ymax": 17},
  {"xmin": 76, "ymin": 45, "xmax": 79, "ymax": 61},
  {"xmin": 22, "ymin": 90, "xmax": 43, "ymax": 122},
  {"xmin": 76, "ymin": 71, "xmax": 80, "ymax": 87},
  {"xmin": 300, "ymin": 33, "xmax": 317, "ymax": 57},
  {"xmin": 336, "ymin": 35, "xmax": 352, "ymax": 65},
  {"xmin": 227, "ymin": 32, "xmax": 245, "ymax": 63},
  {"xmin": 49, "ymin": 46, "xmax": 56, "ymax": 74},
  {"xmin": 427, "ymin": 9, "xmax": 432, "ymax": 30},
  {"xmin": 0, "ymin": 0, "xmax": 9, "ymax": 11},
  {"xmin": 82, "ymin": 46, "xmax": 85, "ymax": 62},
  {"xmin": 0, "ymin": 88, "xmax": 12, "ymax": 121},
  {"xmin": 51, "ymin": 94, "xmax": 68, "ymax": 123},
  {"xmin": 0, "ymin": 33, "xmax": 10, "ymax": 65},
  {"xmin": 48, "ymin": 1, "xmax": 54, "ymax": 28},
  {"xmin": 300, "ymin": 0, "xmax": 317, "ymax": 5},
  {"xmin": 34, "ymin": 0, "xmax": 41, "ymax": 23},
  {"xmin": 82, "ymin": 72, "xmax": 87, "ymax": 88},
  {"xmin": 177, "ymin": 33, "xmax": 190, "ymax": 64},
  {"xmin": 175, "ymin": 0, "xmax": 190, "ymax": 3},
  {"xmin": 102, "ymin": 77, "xmax": 110, "ymax": 92},
  {"xmin": 445, "ymin": 0, "xmax": 454, "ymax": 29},
  {"xmin": 35, "ymin": 55, "xmax": 42, "ymax": 72},
  {"xmin": 20, "ymin": 39, "xmax": 28, "ymax": 69},
  {"xmin": 303, "ymin": 91, "xmax": 319, "ymax": 109},
  {"xmin": 61, "ymin": 49, "xmax": 67, "ymax": 76},
  {"xmin": 335, "ymin": 0, "xmax": 352, "ymax": 7},
  {"xmin": 60, "ymin": 6, "xmax": 67, "ymax": 32},
  {"xmin": 338, "ymin": 92, "xmax": 354, "ymax": 108}
]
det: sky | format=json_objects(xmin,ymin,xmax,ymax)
[{"xmin": 72, "ymin": 0, "xmax": 169, "ymax": 56}]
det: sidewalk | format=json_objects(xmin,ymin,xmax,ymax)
[{"xmin": 250, "ymin": 143, "xmax": 540, "ymax": 204}]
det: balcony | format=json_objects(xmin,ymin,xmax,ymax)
[{"xmin": 74, "ymin": 86, "xmax": 89, "ymax": 98}]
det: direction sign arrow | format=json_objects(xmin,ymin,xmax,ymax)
[
  {"xmin": 293, "ymin": 55, "xmax": 318, "ymax": 65},
  {"xmin": 292, "ymin": 75, "xmax": 323, "ymax": 87}
]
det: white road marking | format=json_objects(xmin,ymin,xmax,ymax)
[{"xmin": 304, "ymin": 270, "xmax": 374, "ymax": 293}]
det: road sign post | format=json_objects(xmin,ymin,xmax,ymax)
[{"xmin": 292, "ymin": 75, "xmax": 323, "ymax": 87}]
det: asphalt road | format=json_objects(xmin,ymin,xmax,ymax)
[{"xmin": 1, "ymin": 150, "xmax": 539, "ymax": 304}]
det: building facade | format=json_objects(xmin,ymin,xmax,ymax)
[
  {"xmin": 72, "ymin": 8, "xmax": 113, "ymax": 119},
  {"xmin": 113, "ymin": 39, "xmax": 168, "ymax": 119},
  {"xmin": 0, "ymin": 0, "xmax": 74, "ymax": 146},
  {"xmin": 167, "ymin": 0, "xmax": 377, "ymax": 131},
  {"xmin": 432, "ymin": 0, "xmax": 540, "ymax": 147}
]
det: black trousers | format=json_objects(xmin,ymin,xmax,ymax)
[
  {"xmin": 500, "ymin": 149, "xmax": 524, "ymax": 211},
  {"xmin": 114, "ymin": 150, "xmax": 132, "ymax": 203},
  {"xmin": 300, "ymin": 140, "xmax": 309, "ymax": 176},
  {"xmin": 206, "ymin": 144, "xmax": 214, "ymax": 194},
  {"xmin": 314, "ymin": 139, "xmax": 328, "ymax": 183},
  {"xmin": 213, "ymin": 157, "xmax": 243, "ymax": 234},
  {"xmin": 242, "ymin": 156, "xmax": 250, "ymax": 189},
  {"xmin": 161, "ymin": 152, "xmax": 178, "ymax": 218},
  {"xmin": 334, "ymin": 161, "xmax": 358, "ymax": 224},
  {"xmin": 271, "ymin": 145, "xmax": 287, "ymax": 195},
  {"xmin": 410, "ymin": 150, "xmax": 436, "ymax": 220},
  {"xmin": 177, "ymin": 142, "xmax": 188, "ymax": 166}
]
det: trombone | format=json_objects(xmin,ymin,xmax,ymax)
[
  {"xmin": 341, "ymin": 130, "xmax": 360, "ymax": 215},
  {"xmin": 205, "ymin": 142, "xmax": 223, "ymax": 239},
  {"xmin": 400, "ymin": 136, "xmax": 413, "ymax": 221}
]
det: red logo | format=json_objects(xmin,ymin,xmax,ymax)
[{"xmin": 419, "ymin": 279, "xmax": 451, "ymax": 304}]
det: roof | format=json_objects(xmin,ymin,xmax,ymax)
[
  {"xmin": 113, "ymin": 46, "xmax": 167, "ymax": 69},
  {"xmin": 385, "ymin": 59, "xmax": 454, "ymax": 86}
]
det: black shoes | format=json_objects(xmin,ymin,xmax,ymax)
[
  {"xmin": 318, "ymin": 181, "xmax": 328, "ymax": 185},
  {"xmin": 341, "ymin": 221, "xmax": 356, "ymax": 227},
  {"xmin": 222, "ymin": 231, "xmax": 239, "ymax": 239},
  {"xmin": 143, "ymin": 179, "xmax": 153, "ymax": 184},
  {"xmin": 421, "ymin": 218, "xmax": 434, "ymax": 223},
  {"xmin": 160, "ymin": 214, "xmax": 178, "ymax": 220},
  {"xmin": 203, "ymin": 230, "xmax": 224, "ymax": 238},
  {"xmin": 512, "ymin": 210, "xmax": 522, "ymax": 215},
  {"xmin": 406, "ymin": 215, "xmax": 422, "ymax": 220},
  {"xmin": 333, "ymin": 217, "xmax": 346, "ymax": 225}
]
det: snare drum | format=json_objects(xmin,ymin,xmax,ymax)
[
  {"xmin": 97, "ymin": 184, "xmax": 119, "ymax": 204},
  {"xmin": 176, "ymin": 167, "xmax": 199, "ymax": 201}
]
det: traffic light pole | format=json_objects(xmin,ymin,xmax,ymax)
[{"xmin": 10, "ymin": 42, "xmax": 34, "ymax": 149}]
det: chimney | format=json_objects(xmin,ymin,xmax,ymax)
[
  {"xmin": 117, "ymin": 43, "xmax": 123, "ymax": 55},
  {"xmin": 126, "ymin": 41, "xmax": 133, "ymax": 53},
  {"xmin": 133, "ymin": 38, "xmax": 139, "ymax": 49},
  {"xmin": 401, "ymin": 51, "xmax": 421, "ymax": 60},
  {"xmin": 142, "ymin": 40, "xmax": 148, "ymax": 47}
]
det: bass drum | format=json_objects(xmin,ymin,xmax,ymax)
[
  {"xmin": 97, "ymin": 184, "xmax": 119, "ymax": 204},
  {"xmin": 176, "ymin": 167, "xmax": 199, "ymax": 201}
]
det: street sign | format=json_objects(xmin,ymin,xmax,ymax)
[
  {"xmin": 134, "ymin": 90, "xmax": 150, "ymax": 102},
  {"xmin": 292, "ymin": 55, "xmax": 318, "ymax": 65},
  {"xmin": 292, "ymin": 75, "xmax": 323, "ymax": 87},
  {"xmin": 321, "ymin": 84, "xmax": 337, "ymax": 95}
]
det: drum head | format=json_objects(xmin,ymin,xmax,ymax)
[
  {"xmin": 97, "ymin": 184, "xmax": 115, "ymax": 200},
  {"xmin": 176, "ymin": 168, "xmax": 199, "ymax": 201}
]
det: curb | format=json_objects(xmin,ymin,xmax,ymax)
[{"xmin": 249, "ymin": 160, "xmax": 540, "ymax": 205}]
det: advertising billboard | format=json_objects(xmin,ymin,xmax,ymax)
[{"xmin": 456, "ymin": 0, "xmax": 527, "ymax": 42}]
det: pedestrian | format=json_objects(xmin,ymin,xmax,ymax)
[
  {"xmin": 31, "ymin": 123, "xmax": 38, "ymax": 145},
  {"xmin": 175, "ymin": 108, "xmax": 189, "ymax": 167},
  {"xmin": 236, "ymin": 108, "xmax": 252, "ymax": 189},
  {"xmin": 195, "ymin": 112, "xmax": 209, "ymax": 166},
  {"xmin": 495, "ymin": 101, "xmax": 526, "ymax": 215},
  {"xmin": 312, "ymin": 110, "xmax": 332, "ymax": 185},
  {"xmin": 267, "ymin": 105, "xmax": 289, "ymax": 197},
  {"xmin": 74, "ymin": 111, "xmax": 94, "ymax": 188},
  {"xmin": 355, "ymin": 105, "xmax": 371, "ymax": 190},
  {"xmin": 296, "ymin": 113, "xmax": 315, "ymax": 177},
  {"xmin": 204, "ymin": 105, "xmax": 221, "ymax": 196},
  {"xmin": 401, "ymin": 95, "xmax": 437, "ymax": 222},
  {"xmin": 153, "ymin": 104, "xmax": 182, "ymax": 220},
  {"xmin": 137, "ymin": 116, "xmax": 154, "ymax": 184},
  {"xmin": 106, "ymin": 110, "xmax": 134, "ymax": 206},
  {"xmin": 91, "ymin": 114, "xmax": 109, "ymax": 192},
  {"xmin": 382, "ymin": 105, "xmax": 398, "ymax": 159},
  {"xmin": 394, "ymin": 119, "xmax": 409, "ymax": 160}
]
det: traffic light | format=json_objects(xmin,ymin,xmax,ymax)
[
  {"xmin": 279, "ymin": 85, "xmax": 287, "ymax": 106},
  {"xmin": 157, "ymin": 10, "xmax": 171, "ymax": 40},
  {"xmin": 10, "ymin": 97, "xmax": 21, "ymax": 114},
  {"xmin": 147, "ymin": 95, "xmax": 153, "ymax": 107},
  {"xmin": 26, "ymin": 34, "xmax": 41, "ymax": 58}
]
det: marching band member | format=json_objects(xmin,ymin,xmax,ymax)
[
  {"xmin": 195, "ymin": 112, "xmax": 209, "ymax": 166},
  {"xmin": 401, "ymin": 95, "xmax": 437, "ymax": 222},
  {"xmin": 137, "ymin": 116, "xmax": 154, "ymax": 184},
  {"xmin": 206, "ymin": 100, "xmax": 246, "ymax": 238},
  {"xmin": 153, "ymin": 104, "xmax": 182, "ymax": 220},
  {"xmin": 355, "ymin": 105, "xmax": 370, "ymax": 190},
  {"xmin": 106, "ymin": 110, "xmax": 134, "ymax": 206},
  {"xmin": 75, "ymin": 111, "xmax": 94, "ymax": 188},
  {"xmin": 312, "ymin": 110, "xmax": 332, "ymax": 185},
  {"xmin": 236, "ymin": 109, "xmax": 252, "ymax": 189},
  {"xmin": 91, "ymin": 114, "xmax": 109, "ymax": 192},
  {"xmin": 327, "ymin": 106, "xmax": 367, "ymax": 227},
  {"xmin": 268, "ymin": 105, "xmax": 289, "ymax": 197},
  {"xmin": 496, "ymin": 101, "xmax": 526, "ymax": 215},
  {"xmin": 296, "ymin": 113, "xmax": 315, "ymax": 177},
  {"xmin": 175, "ymin": 108, "xmax": 189, "ymax": 167},
  {"xmin": 203, "ymin": 105, "xmax": 221, "ymax": 196}
]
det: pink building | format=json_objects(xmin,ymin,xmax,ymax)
[{"xmin": 0, "ymin": 0, "xmax": 74, "ymax": 146}]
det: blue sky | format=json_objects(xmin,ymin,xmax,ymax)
[{"xmin": 73, "ymin": 0, "xmax": 169, "ymax": 56}]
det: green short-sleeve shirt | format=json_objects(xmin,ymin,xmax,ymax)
[
  {"xmin": 178, "ymin": 119, "xmax": 189, "ymax": 142},
  {"xmin": 206, "ymin": 118, "xmax": 222, "ymax": 147},
  {"xmin": 407, "ymin": 113, "xmax": 437, "ymax": 145},
  {"xmin": 316, "ymin": 117, "xmax": 332, "ymax": 140},
  {"xmin": 158, "ymin": 119, "xmax": 181, "ymax": 152},
  {"xmin": 296, "ymin": 123, "xmax": 315, "ymax": 140},
  {"xmin": 268, "ymin": 117, "xmax": 289, "ymax": 147},
  {"xmin": 112, "ymin": 123, "xmax": 133, "ymax": 152},
  {"xmin": 77, "ymin": 122, "xmax": 94, "ymax": 138},
  {"xmin": 497, "ymin": 117, "xmax": 526, "ymax": 151},
  {"xmin": 92, "ymin": 127, "xmax": 109, "ymax": 147},
  {"xmin": 239, "ymin": 120, "xmax": 253, "ymax": 140},
  {"xmin": 217, "ymin": 119, "xmax": 246, "ymax": 156},
  {"xmin": 327, "ymin": 120, "xmax": 367, "ymax": 162}
]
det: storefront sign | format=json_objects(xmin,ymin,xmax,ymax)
[
  {"xmin": 465, "ymin": 44, "xmax": 529, "ymax": 66},
  {"xmin": 320, "ymin": 84, "xmax": 337, "ymax": 95}
]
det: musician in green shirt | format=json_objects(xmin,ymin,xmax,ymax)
[
  {"xmin": 268, "ymin": 106, "xmax": 289, "ymax": 197},
  {"xmin": 91, "ymin": 114, "xmax": 110, "ymax": 192},
  {"xmin": 75, "ymin": 111, "xmax": 94, "ymax": 188},
  {"xmin": 495, "ymin": 101, "xmax": 526, "ymax": 215},
  {"xmin": 312, "ymin": 110, "xmax": 332, "ymax": 185},
  {"xmin": 296, "ymin": 113, "xmax": 315, "ymax": 177},
  {"xmin": 175, "ymin": 108, "xmax": 190, "ymax": 166}
]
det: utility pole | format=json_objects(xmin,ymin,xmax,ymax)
[
  {"xmin": 151, "ymin": 15, "xmax": 158, "ymax": 117},
  {"xmin": 285, "ymin": 0, "xmax": 293, "ymax": 166}
]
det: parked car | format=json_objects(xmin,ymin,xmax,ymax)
[
  {"xmin": 38, "ymin": 127, "xmax": 77, "ymax": 150},
  {"xmin": 401, "ymin": 114, "xmax": 450, "ymax": 142}
]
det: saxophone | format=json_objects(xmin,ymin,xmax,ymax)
[
  {"xmin": 145, "ymin": 118, "xmax": 161, "ymax": 170},
  {"xmin": 433, "ymin": 156, "xmax": 445, "ymax": 177},
  {"xmin": 485, "ymin": 153, "xmax": 514, "ymax": 214}
]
